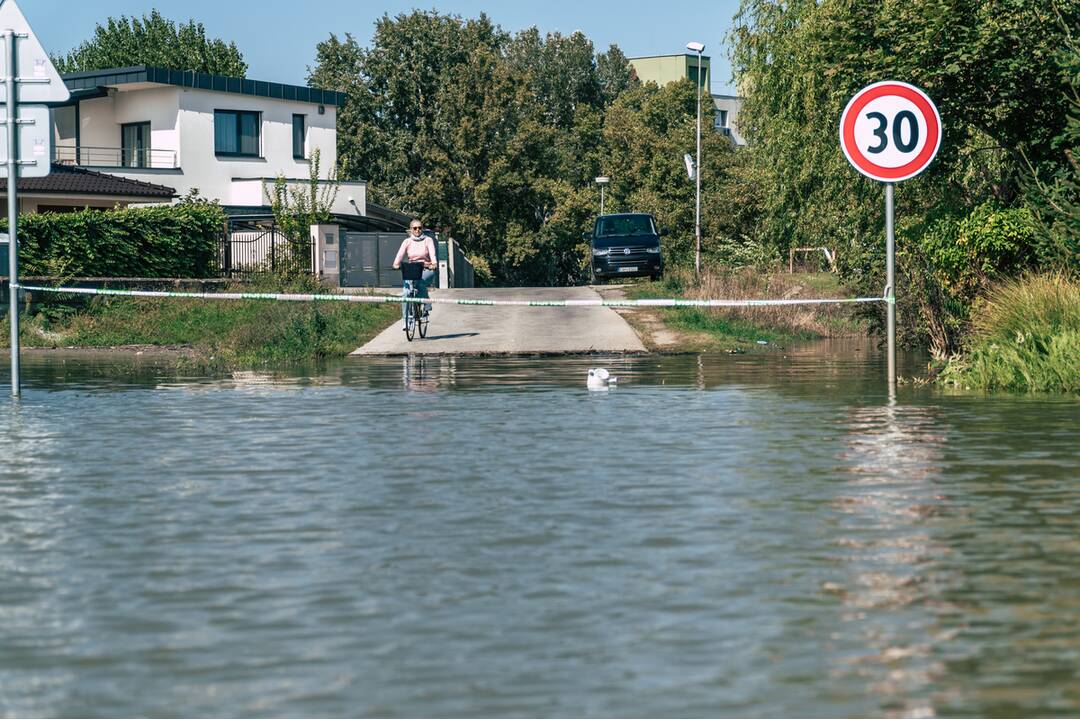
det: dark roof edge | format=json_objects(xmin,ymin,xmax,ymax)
[
  {"xmin": 231, "ymin": 177, "xmax": 367, "ymax": 185},
  {"xmin": 627, "ymin": 53, "xmax": 712, "ymax": 61},
  {"xmin": 61, "ymin": 66, "xmax": 348, "ymax": 107},
  {"xmin": 366, "ymin": 202, "xmax": 411, "ymax": 226}
]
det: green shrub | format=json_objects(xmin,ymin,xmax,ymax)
[
  {"xmin": 867, "ymin": 202, "xmax": 1043, "ymax": 355},
  {"xmin": 920, "ymin": 202, "xmax": 1040, "ymax": 302},
  {"xmin": 8, "ymin": 203, "xmax": 225, "ymax": 278}
]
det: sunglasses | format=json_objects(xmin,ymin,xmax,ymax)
[{"xmin": 410, "ymin": 226, "xmax": 422, "ymax": 230}]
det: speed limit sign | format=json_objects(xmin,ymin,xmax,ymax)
[{"xmin": 839, "ymin": 81, "xmax": 941, "ymax": 182}]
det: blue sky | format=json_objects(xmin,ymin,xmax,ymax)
[{"xmin": 27, "ymin": 0, "xmax": 743, "ymax": 94}]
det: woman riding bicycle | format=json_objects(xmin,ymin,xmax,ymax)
[{"xmin": 392, "ymin": 219, "xmax": 438, "ymax": 328}]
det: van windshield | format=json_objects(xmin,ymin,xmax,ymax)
[{"xmin": 595, "ymin": 215, "xmax": 656, "ymax": 237}]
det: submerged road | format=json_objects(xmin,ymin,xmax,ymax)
[{"xmin": 352, "ymin": 287, "xmax": 646, "ymax": 355}]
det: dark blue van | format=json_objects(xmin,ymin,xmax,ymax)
[{"xmin": 585, "ymin": 213, "xmax": 664, "ymax": 282}]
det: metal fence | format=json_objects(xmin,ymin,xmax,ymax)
[
  {"xmin": 219, "ymin": 221, "xmax": 314, "ymax": 277},
  {"xmin": 52, "ymin": 145, "xmax": 179, "ymax": 169}
]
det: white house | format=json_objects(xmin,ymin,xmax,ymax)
[{"xmin": 40, "ymin": 65, "xmax": 404, "ymax": 228}]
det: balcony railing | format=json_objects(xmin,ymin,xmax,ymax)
[{"xmin": 52, "ymin": 145, "xmax": 178, "ymax": 169}]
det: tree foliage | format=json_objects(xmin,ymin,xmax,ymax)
[
  {"xmin": 54, "ymin": 9, "xmax": 247, "ymax": 76},
  {"xmin": 310, "ymin": 2, "xmax": 1075, "ymax": 302},
  {"xmin": 730, "ymin": 0, "xmax": 1079, "ymax": 349},
  {"xmin": 311, "ymin": 11, "xmax": 650, "ymax": 284}
]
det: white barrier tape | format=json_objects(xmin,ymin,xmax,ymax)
[{"xmin": 15, "ymin": 284, "xmax": 886, "ymax": 308}]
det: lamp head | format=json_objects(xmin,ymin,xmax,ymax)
[
  {"xmin": 595, "ymin": 176, "xmax": 610, "ymax": 185},
  {"xmin": 686, "ymin": 41, "xmax": 705, "ymax": 53}
]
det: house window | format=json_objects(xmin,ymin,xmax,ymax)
[
  {"xmin": 214, "ymin": 110, "xmax": 261, "ymax": 157},
  {"xmin": 293, "ymin": 114, "xmax": 306, "ymax": 159},
  {"xmin": 121, "ymin": 122, "xmax": 151, "ymax": 168},
  {"xmin": 688, "ymin": 64, "xmax": 708, "ymax": 90},
  {"xmin": 715, "ymin": 109, "xmax": 729, "ymax": 128}
]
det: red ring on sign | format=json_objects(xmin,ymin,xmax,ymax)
[{"xmin": 841, "ymin": 83, "xmax": 940, "ymax": 181}]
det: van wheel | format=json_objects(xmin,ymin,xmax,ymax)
[{"xmin": 650, "ymin": 272, "xmax": 661, "ymax": 282}]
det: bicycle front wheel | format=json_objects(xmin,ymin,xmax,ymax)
[{"xmin": 404, "ymin": 301, "xmax": 416, "ymax": 341}]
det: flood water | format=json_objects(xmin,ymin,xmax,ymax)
[{"xmin": 2, "ymin": 342, "xmax": 1079, "ymax": 718}]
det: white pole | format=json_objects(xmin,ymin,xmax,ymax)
[
  {"xmin": 600, "ymin": 185, "xmax": 605, "ymax": 216},
  {"xmin": 694, "ymin": 50, "xmax": 702, "ymax": 278},
  {"xmin": 6, "ymin": 30, "xmax": 19, "ymax": 397},
  {"xmin": 885, "ymin": 182, "xmax": 896, "ymax": 387}
]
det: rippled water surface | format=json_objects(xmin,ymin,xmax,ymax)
[{"xmin": 2, "ymin": 344, "xmax": 1079, "ymax": 717}]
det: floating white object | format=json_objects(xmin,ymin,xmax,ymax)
[{"xmin": 587, "ymin": 367, "xmax": 617, "ymax": 390}]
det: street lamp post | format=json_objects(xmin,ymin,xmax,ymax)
[
  {"xmin": 686, "ymin": 41, "xmax": 705, "ymax": 278},
  {"xmin": 595, "ymin": 176, "xmax": 610, "ymax": 215}
]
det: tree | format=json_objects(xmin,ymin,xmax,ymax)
[
  {"xmin": 306, "ymin": 33, "xmax": 381, "ymax": 185},
  {"xmin": 265, "ymin": 148, "xmax": 338, "ymax": 275},
  {"xmin": 54, "ymin": 10, "xmax": 247, "ymax": 76},
  {"xmin": 1023, "ymin": 3, "xmax": 1080, "ymax": 270}
]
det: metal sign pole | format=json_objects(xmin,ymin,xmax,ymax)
[
  {"xmin": 5, "ymin": 29, "xmax": 19, "ymax": 397},
  {"xmin": 885, "ymin": 182, "xmax": 896, "ymax": 387}
]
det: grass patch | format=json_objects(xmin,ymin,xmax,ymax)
[
  {"xmin": 5, "ymin": 276, "xmax": 399, "ymax": 367},
  {"xmin": 622, "ymin": 267, "xmax": 869, "ymax": 350},
  {"xmin": 939, "ymin": 273, "xmax": 1080, "ymax": 393}
]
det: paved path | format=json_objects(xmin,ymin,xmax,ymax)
[{"xmin": 352, "ymin": 287, "xmax": 646, "ymax": 355}]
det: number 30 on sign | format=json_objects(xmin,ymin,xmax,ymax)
[{"xmin": 839, "ymin": 81, "xmax": 941, "ymax": 183}]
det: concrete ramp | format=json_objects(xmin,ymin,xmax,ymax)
[{"xmin": 352, "ymin": 287, "xmax": 646, "ymax": 355}]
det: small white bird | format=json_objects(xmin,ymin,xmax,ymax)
[{"xmin": 587, "ymin": 367, "xmax": 618, "ymax": 390}]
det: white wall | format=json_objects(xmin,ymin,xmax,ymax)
[
  {"xmin": 114, "ymin": 86, "xmax": 181, "ymax": 164},
  {"xmin": 97, "ymin": 85, "xmax": 338, "ymax": 206},
  {"xmin": 13, "ymin": 195, "xmax": 158, "ymax": 213},
  {"xmin": 170, "ymin": 88, "xmax": 337, "ymax": 203},
  {"xmin": 230, "ymin": 178, "xmax": 365, "ymax": 215},
  {"xmin": 78, "ymin": 95, "xmax": 117, "ymax": 150},
  {"xmin": 73, "ymin": 87, "xmax": 180, "ymax": 167}
]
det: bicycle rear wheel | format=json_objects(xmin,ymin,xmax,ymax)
[{"xmin": 418, "ymin": 303, "xmax": 429, "ymax": 338}]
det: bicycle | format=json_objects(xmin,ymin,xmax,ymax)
[{"xmin": 400, "ymin": 261, "xmax": 430, "ymax": 341}]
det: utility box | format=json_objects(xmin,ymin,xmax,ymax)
[
  {"xmin": 310, "ymin": 224, "xmax": 340, "ymax": 286},
  {"xmin": 0, "ymin": 234, "xmax": 8, "ymax": 279}
]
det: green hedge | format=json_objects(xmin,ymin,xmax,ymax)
[{"xmin": 5, "ymin": 204, "xmax": 225, "ymax": 278}]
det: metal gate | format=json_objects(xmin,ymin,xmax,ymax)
[
  {"xmin": 220, "ymin": 220, "xmax": 313, "ymax": 277},
  {"xmin": 340, "ymin": 231, "xmax": 407, "ymax": 287}
]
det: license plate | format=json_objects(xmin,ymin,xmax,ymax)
[{"xmin": 618, "ymin": 266, "xmax": 637, "ymax": 272}]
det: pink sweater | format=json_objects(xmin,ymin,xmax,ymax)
[{"xmin": 393, "ymin": 235, "xmax": 437, "ymax": 266}]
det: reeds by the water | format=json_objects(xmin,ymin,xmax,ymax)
[{"xmin": 940, "ymin": 273, "xmax": 1080, "ymax": 393}]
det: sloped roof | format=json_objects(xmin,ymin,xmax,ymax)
[{"xmin": 14, "ymin": 164, "xmax": 176, "ymax": 198}]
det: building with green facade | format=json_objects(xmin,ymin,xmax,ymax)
[{"xmin": 627, "ymin": 53, "xmax": 711, "ymax": 91}]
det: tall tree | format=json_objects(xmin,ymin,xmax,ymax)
[
  {"xmin": 306, "ymin": 33, "xmax": 380, "ymax": 186},
  {"xmin": 54, "ymin": 10, "xmax": 247, "ymax": 76}
]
